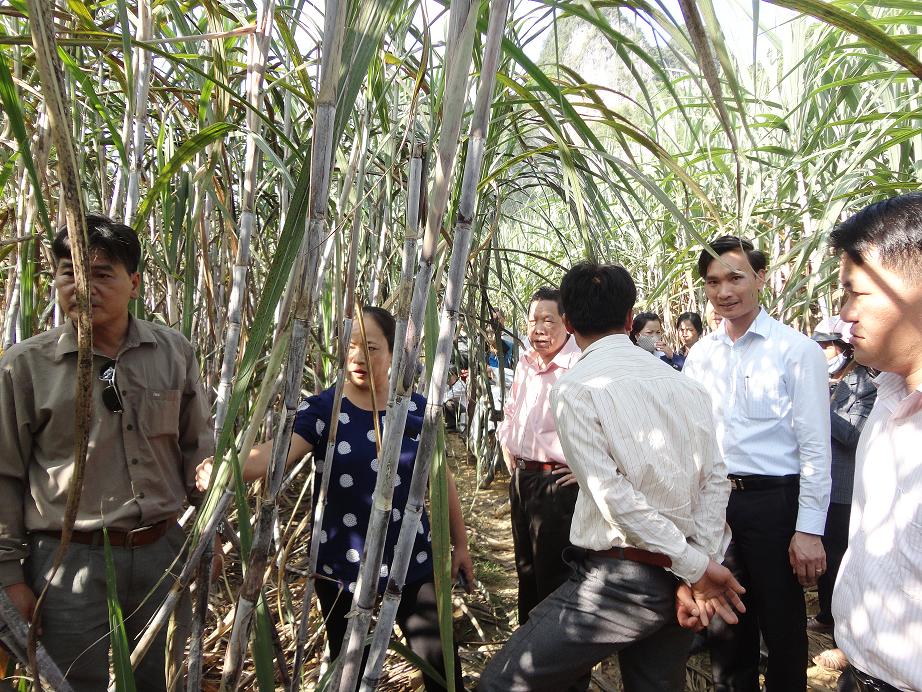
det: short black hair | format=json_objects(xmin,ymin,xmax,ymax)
[
  {"xmin": 559, "ymin": 262, "xmax": 636, "ymax": 337},
  {"xmin": 697, "ymin": 235, "xmax": 767, "ymax": 279},
  {"xmin": 362, "ymin": 306, "xmax": 396, "ymax": 352},
  {"xmin": 52, "ymin": 214, "xmax": 141, "ymax": 273},
  {"xmin": 676, "ymin": 311, "xmax": 703, "ymax": 335},
  {"xmin": 529, "ymin": 287, "xmax": 563, "ymax": 315},
  {"xmin": 629, "ymin": 311, "xmax": 661, "ymax": 343},
  {"xmin": 830, "ymin": 192, "xmax": 922, "ymax": 283}
]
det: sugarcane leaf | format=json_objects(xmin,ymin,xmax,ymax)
[
  {"xmin": 133, "ymin": 122, "xmax": 237, "ymax": 232},
  {"xmin": 253, "ymin": 596, "xmax": 276, "ymax": 692},
  {"xmin": 333, "ymin": 0, "xmax": 404, "ymax": 147},
  {"xmin": 103, "ymin": 530, "xmax": 137, "ymax": 692},
  {"xmin": 0, "ymin": 51, "xmax": 52, "ymax": 237},
  {"xmin": 766, "ymin": 0, "xmax": 922, "ymax": 79}
]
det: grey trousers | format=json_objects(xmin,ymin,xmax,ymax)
[
  {"xmin": 478, "ymin": 549, "xmax": 692, "ymax": 692},
  {"xmin": 5, "ymin": 525, "xmax": 190, "ymax": 692}
]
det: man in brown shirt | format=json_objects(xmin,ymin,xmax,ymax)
[{"xmin": 0, "ymin": 215, "xmax": 213, "ymax": 691}]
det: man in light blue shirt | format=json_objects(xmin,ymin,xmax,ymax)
[{"xmin": 684, "ymin": 236, "xmax": 831, "ymax": 692}]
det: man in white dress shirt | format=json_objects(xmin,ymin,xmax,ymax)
[
  {"xmin": 828, "ymin": 193, "xmax": 922, "ymax": 692},
  {"xmin": 683, "ymin": 236, "xmax": 831, "ymax": 691},
  {"xmin": 479, "ymin": 262, "xmax": 744, "ymax": 692}
]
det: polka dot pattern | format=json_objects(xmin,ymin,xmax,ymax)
[{"xmin": 291, "ymin": 390, "xmax": 432, "ymax": 593}]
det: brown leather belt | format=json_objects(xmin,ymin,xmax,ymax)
[
  {"xmin": 37, "ymin": 517, "xmax": 175, "ymax": 549},
  {"xmin": 515, "ymin": 457, "xmax": 565, "ymax": 473},
  {"xmin": 589, "ymin": 546, "xmax": 672, "ymax": 568}
]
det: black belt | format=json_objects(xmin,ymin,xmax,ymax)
[{"xmin": 728, "ymin": 474, "xmax": 798, "ymax": 492}]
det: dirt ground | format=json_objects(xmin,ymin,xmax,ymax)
[{"xmin": 442, "ymin": 431, "xmax": 843, "ymax": 692}]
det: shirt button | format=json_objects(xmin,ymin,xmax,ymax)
[
  {"xmin": 126, "ymin": 424, "xmax": 134, "ymax": 430},
  {"xmin": 131, "ymin": 458, "xmax": 139, "ymax": 465},
  {"xmin": 138, "ymin": 492, "xmax": 145, "ymax": 499}
]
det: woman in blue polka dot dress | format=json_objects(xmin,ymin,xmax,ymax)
[{"xmin": 197, "ymin": 307, "xmax": 472, "ymax": 690}]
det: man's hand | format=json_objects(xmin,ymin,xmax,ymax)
[
  {"xmin": 675, "ymin": 583, "xmax": 704, "ymax": 632},
  {"xmin": 195, "ymin": 457, "xmax": 215, "ymax": 492},
  {"xmin": 789, "ymin": 531, "xmax": 826, "ymax": 587},
  {"xmin": 451, "ymin": 545, "xmax": 475, "ymax": 593},
  {"xmin": 551, "ymin": 466, "xmax": 578, "ymax": 487},
  {"xmin": 689, "ymin": 560, "xmax": 746, "ymax": 627},
  {"xmin": 4, "ymin": 583, "xmax": 39, "ymax": 633}
]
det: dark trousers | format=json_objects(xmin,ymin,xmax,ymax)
[
  {"xmin": 509, "ymin": 468, "xmax": 579, "ymax": 624},
  {"xmin": 316, "ymin": 577, "xmax": 464, "ymax": 691},
  {"xmin": 478, "ymin": 550, "xmax": 693, "ymax": 692},
  {"xmin": 837, "ymin": 666, "xmax": 901, "ymax": 692},
  {"xmin": 817, "ymin": 502, "xmax": 851, "ymax": 625},
  {"xmin": 709, "ymin": 484, "xmax": 807, "ymax": 692}
]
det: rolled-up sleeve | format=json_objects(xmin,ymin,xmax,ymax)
[
  {"xmin": 687, "ymin": 387, "xmax": 731, "ymax": 563},
  {"xmin": 179, "ymin": 345, "xmax": 214, "ymax": 504},
  {"xmin": 0, "ymin": 361, "xmax": 30, "ymax": 586}
]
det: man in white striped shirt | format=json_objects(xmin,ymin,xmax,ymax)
[
  {"xmin": 829, "ymin": 193, "xmax": 922, "ymax": 692},
  {"xmin": 683, "ymin": 236, "xmax": 831, "ymax": 691},
  {"xmin": 479, "ymin": 262, "xmax": 744, "ymax": 692}
]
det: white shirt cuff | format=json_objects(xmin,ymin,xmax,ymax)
[
  {"xmin": 795, "ymin": 507, "xmax": 827, "ymax": 535},
  {"xmin": 670, "ymin": 544, "xmax": 709, "ymax": 583}
]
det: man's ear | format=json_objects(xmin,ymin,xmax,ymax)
[
  {"xmin": 129, "ymin": 271, "xmax": 141, "ymax": 299},
  {"xmin": 623, "ymin": 310, "xmax": 634, "ymax": 333},
  {"xmin": 755, "ymin": 268, "xmax": 767, "ymax": 290},
  {"xmin": 563, "ymin": 314, "xmax": 574, "ymax": 334}
]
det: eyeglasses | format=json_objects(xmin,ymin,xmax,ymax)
[{"xmin": 98, "ymin": 360, "xmax": 124, "ymax": 413}]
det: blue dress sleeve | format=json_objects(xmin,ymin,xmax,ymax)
[{"xmin": 292, "ymin": 392, "xmax": 332, "ymax": 447}]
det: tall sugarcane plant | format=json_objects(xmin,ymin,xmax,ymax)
[
  {"xmin": 332, "ymin": 1, "xmax": 479, "ymax": 688},
  {"xmin": 360, "ymin": 1, "xmax": 510, "ymax": 690}
]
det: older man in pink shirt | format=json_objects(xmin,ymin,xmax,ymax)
[{"xmin": 497, "ymin": 287, "xmax": 582, "ymax": 636}]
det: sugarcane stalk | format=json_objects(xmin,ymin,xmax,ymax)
[
  {"xmin": 213, "ymin": 0, "xmax": 277, "ymax": 437},
  {"xmin": 184, "ymin": 540, "xmax": 213, "ymax": 692},
  {"xmin": 359, "ymin": 1, "xmax": 509, "ymax": 688},
  {"xmin": 0, "ymin": 590, "xmax": 72, "ymax": 692},
  {"xmin": 122, "ymin": 0, "xmax": 152, "ymax": 223},
  {"xmin": 201, "ymin": 1, "xmax": 276, "ymax": 683},
  {"xmin": 219, "ymin": 0, "xmax": 348, "ymax": 686},
  {"xmin": 289, "ymin": 102, "xmax": 368, "ymax": 692},
  {"xmin": 387, "ymin": 140, "xmax": 425, "ymax": 397},
  {"xmin": 334, "ymin": 3, "xmax": 478, "ymax": 690},
  {"xmin": 24, "ymin": 0, "xmax": 92, "ymax": 687}
]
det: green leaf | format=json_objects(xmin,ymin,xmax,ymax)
[
  {"xmin": 104, "ymin": 530, "xmax": 137, "ymax": 692},
  {"xmin": 766, "ymin": 0, "xmax": 922, "ymax": 80},
  {"xmin": 133, "ymin": 122, "xmax": 237, "ymax": 232},
  {"xmin": 0, "ymin": 51, "xmax": 52, "ymax": 237}
]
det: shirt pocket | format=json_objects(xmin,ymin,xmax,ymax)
[
  {"xmin": 744, "ymin": 374, "xmax": 784, "ymax": 420},
  {"xmin": 141, "ymin": 389, "xmax": 181, "ymax": 438}
]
